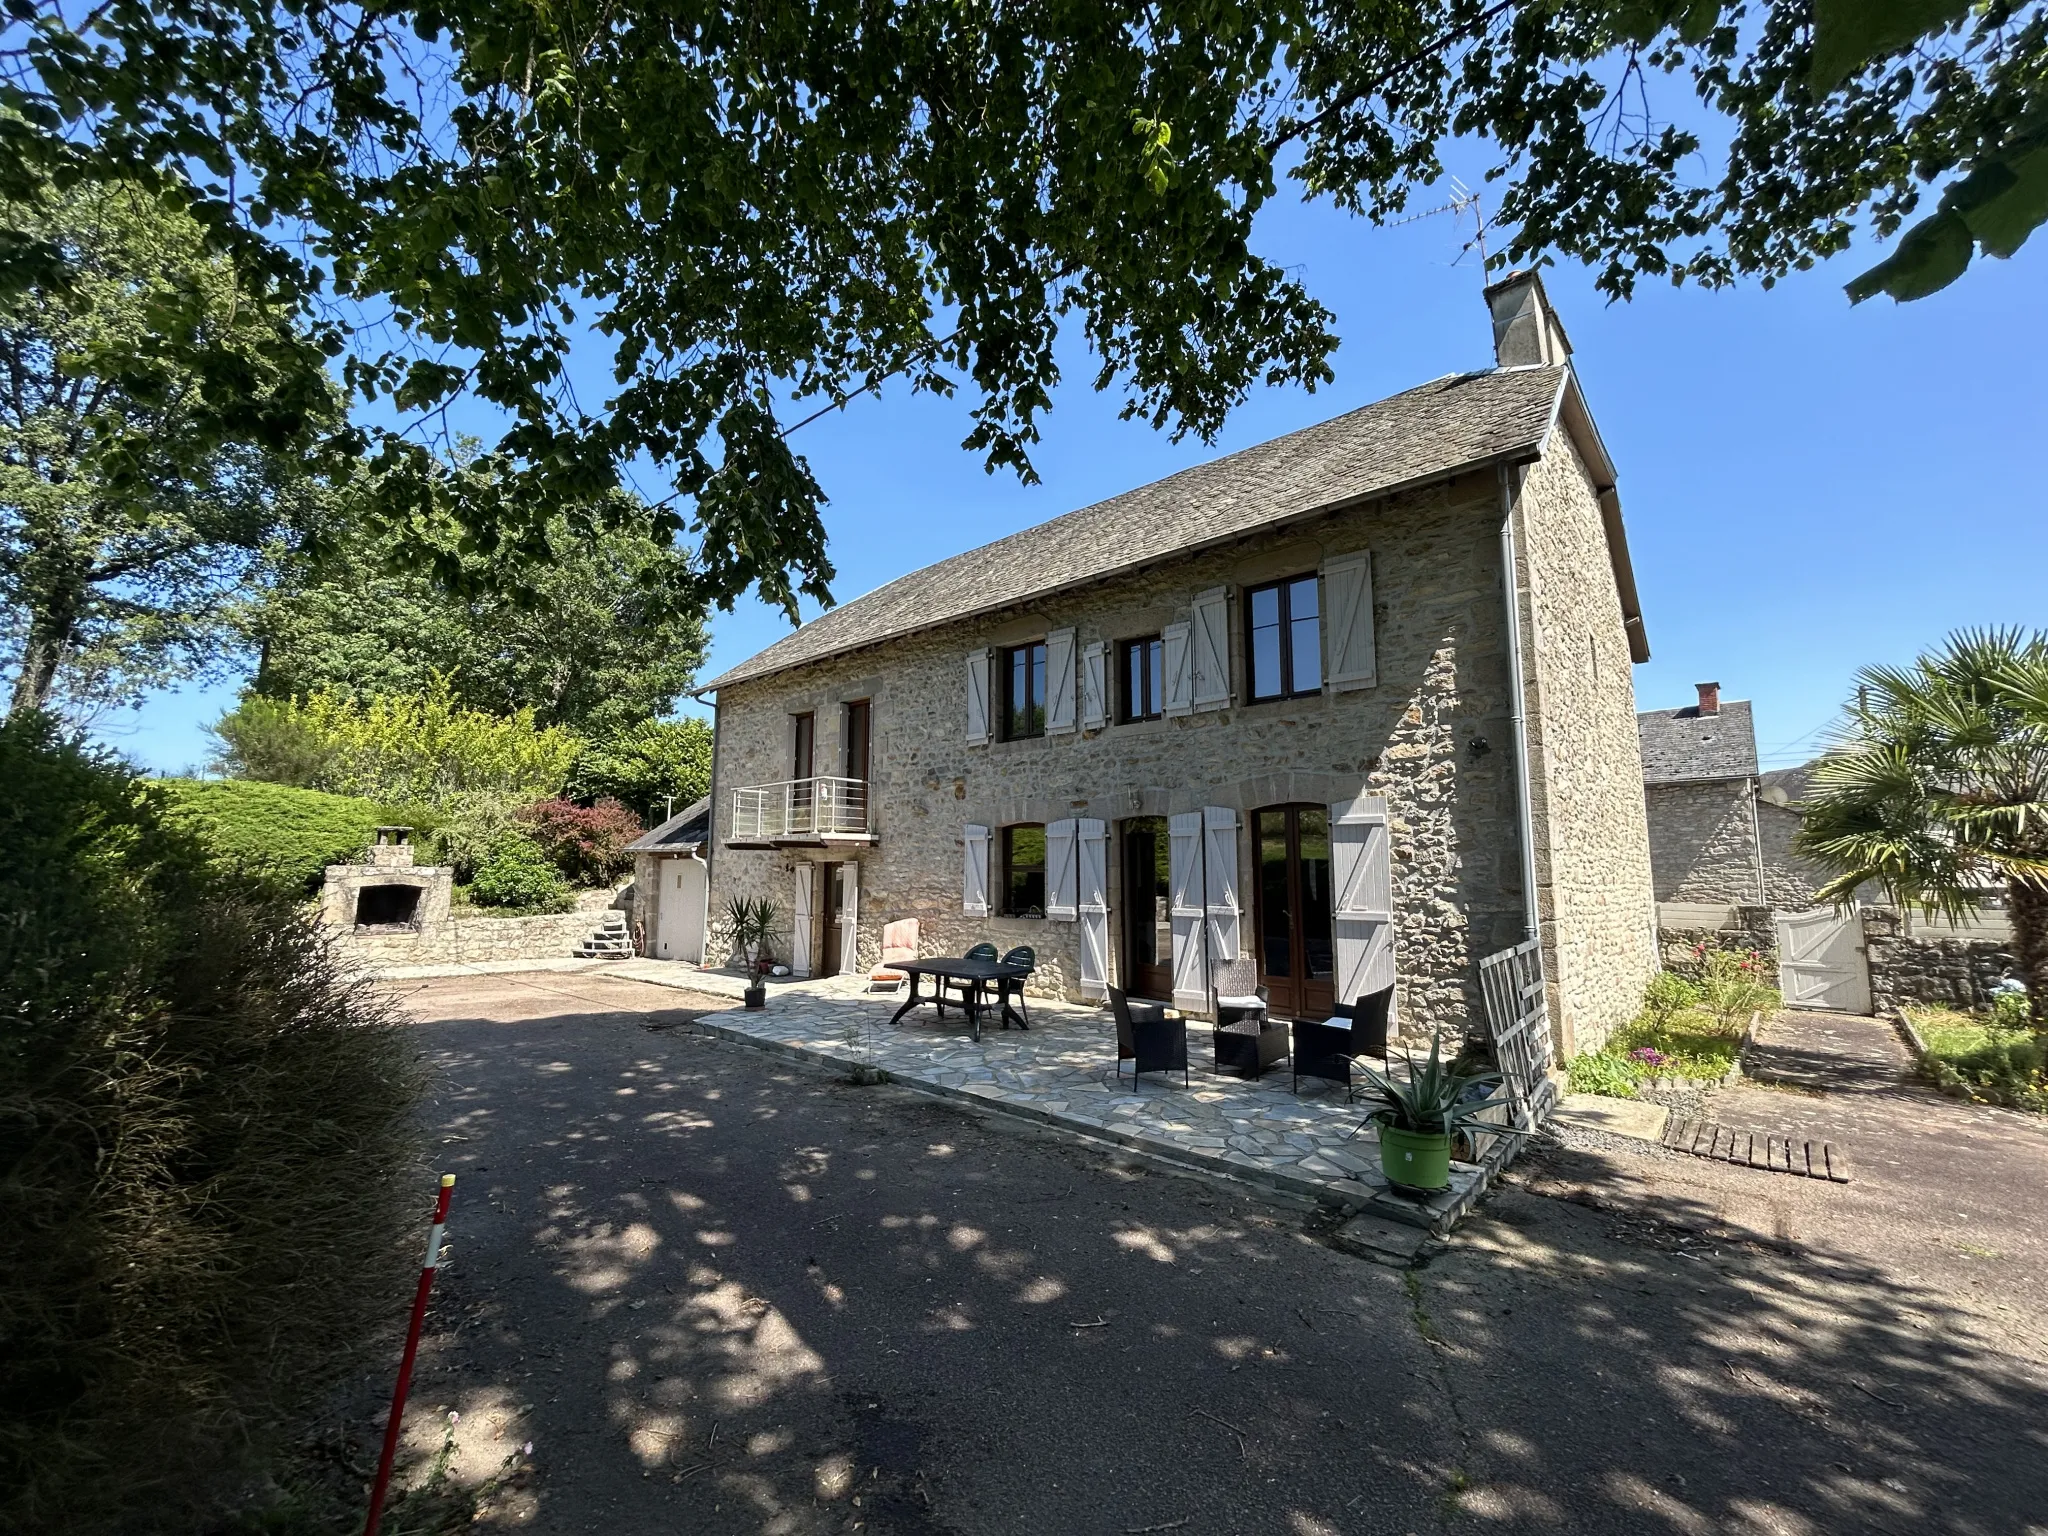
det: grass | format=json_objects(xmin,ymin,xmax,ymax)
[
  {"xmin": 1904, "ymin": 1004, "xmax": 2048, "ymax": 1113},
  {"xmin": 1565, "ymin": 1006, "xmax": 1748, "ymax": 1098}
]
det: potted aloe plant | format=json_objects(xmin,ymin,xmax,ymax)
[{"xmin": 1356, "ymin": 1031, "xmax": 1522, "ymax": 1192}]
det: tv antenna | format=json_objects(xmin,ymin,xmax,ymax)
[{"xmin": 1387, "ymin": 177, "xmax": 1490, "ymax": 270}]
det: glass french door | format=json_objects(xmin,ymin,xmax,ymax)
[
  {"xmin": 1254, "ymin": 805, "xmax": 1335, "ymax": 1019},
  {"xmin": 1119, "ymin": 817, "xmax": 1173, "ymax": 1001}
]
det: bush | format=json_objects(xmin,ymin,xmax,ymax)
[
  {"xmin": 517, "ymin": 797, "xmax": 643, "ymax": 886},
  {"xmin": 1992, "ymin": 991, "xmax": 2032, "ymax": 1031},
  {"xmin": 1644, "ymin": 969, "xmax": 1702, "ymax": 1025},
  {"xmin": 0, "ymin": 714, "xmax": 423, "ymax": 1533},
  {"xmin": 1695, "ymin": 947, "xmax": 1780, "ymax": 1029},
  {"xmin": 468, "ymin": 833, "xmax": 573, "ymax": 911},
  {"xmin": 569, "ymin": 716, "xmax": 713, "ymax": 821},
  {"xmin": 211, "ymin": 675, "xmax": 580, "ymax": 804},
  {"xmin": 153, "ymin": 777, "xmax": 389, "ymax": 895}
]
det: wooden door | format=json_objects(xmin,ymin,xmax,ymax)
[
  {"xmin": 1119, "ymin": 817, "xmax": 1173, "ymax": 1001},
  {"xmin": 1253, "ymin": 805, "xmax": 1336, "ymax": 1019}
]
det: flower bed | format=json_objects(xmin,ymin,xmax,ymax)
[{"xmin": 1567, "ymin": 949, "xmax": 1778, "ymax": 1099}]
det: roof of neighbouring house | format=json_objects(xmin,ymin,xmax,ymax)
[
  {"xmin": 1759, "ymin": 762, "xmax": 1817, "ymax": 808},
  {"xmin": 625, "ymin": 796, "xmax": 711, "ymax": 854},
  {"xmin": 1638, "ymin": 700, "xmax": 1759, "ymax": 784},
  {"xmin": 704, "ymin": 363, "xmax": 1639, "ymax": 692}
]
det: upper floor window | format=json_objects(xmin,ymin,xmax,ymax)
[
  {"xmin": 843, "ymin": 699, "xmax": 871, "ymax": 780},
  {"xmin": 1247, "ymin": 575, "xmax": 1322, "ymax": 701},
  {"xmin": 1001, "ymin": 824, "xmax": 1047, "ymax": 917},
  {"xmin": 791, "ymin": 712, "xmax": 815, "ymax": 778},
  {"xmin": 1120, "ymin": 636, "xmax": 1164, "ymax": 722},
  {"xmin": 1002, "ymin": 642, "xmax": 1047, "ymax": 740}
]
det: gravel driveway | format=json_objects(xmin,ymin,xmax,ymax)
[{"xmin": 377, "ymin": 973, "xmax": 2048, "ymax": 1535}]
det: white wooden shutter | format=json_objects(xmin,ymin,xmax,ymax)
[
  {"xmin": 1080, "ymin": 641, "xmax": 1109, "ymax": 730},
  {"xmin": 1330, "ymin": 795, "xmax": 1395, "ymax": 1006},
  {"xmin": 791, "ymin": 864, "xmax": 815, "ymax": 978},
  {"xmin": 1323, "ymin": 552, "xmax": 1377, "ymax": 691},
  {"xmin": 1045, "ymin": 818, "xmax": 1079, "ymax": 921},
  {"xmin": 1168, "ymin": 810, "xmax": 1208, "ymax": 1011},
  {"xmin": 836, "ymin": 861, "xmax": 859, "ymax": 972},
  {"xmin": 1077, "ymin": 818, "xmax": 1110, "ymax": 1000},
  {"xmin": 1190, "ymin": 587, "xmax": 1231, "ymax": 710},
  {"xmin": 965, "ymin": 649, "xmax": 991, "ymax": 744},
  {"xmin": 1202, "ymin": 806, "xmax": 1240, "ymax": 961},
  {"xmin": 1045, "ymin": 627, "xmax": 1077, "ymax": 735},
  {"xmin": 963, "ymin": 825, "xmax": 990, "ymax": 917},
  {"xmin": 1162, "ymin": 621, "xmax": 1193, "ymax": 717}
]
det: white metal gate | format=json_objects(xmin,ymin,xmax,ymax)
[
  {"xmin": 1775, "ymin": 907, "xmax": 1870, "ymax": 1013},
  {"xmin": 1478, "ymin": 939, "xmax": 1557, "ymax": 1133}
]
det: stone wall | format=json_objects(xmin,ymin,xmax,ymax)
[
  {"xmin": 328, "ymin": 886, "xmax": 625, "ymax": 969},
  {"xmin": 1655, "ymin": 904, "xmax": 1777, "ymax": 972},
  {"xmin": 1646, "ymin": 779, "xmax": 1761, "ymax": 905},
  {"xmin": 1863, "ymin": 907, "xmax": 2017, "ymax": 1013},
  {"xmin": 712, "ymin": 467, "xmax": 1531, "ymax": 1031},
  {"xmin": 1515, "ymin": 430, "xmax": 1658, "ymax": 1053},
  {"xmin": 1757, "ymin": 798, "xmax": 1827, "ymax": 909},
  {"xmin": 711, "ymin": 438, "xmax": 1653, "ymax": 1048}
]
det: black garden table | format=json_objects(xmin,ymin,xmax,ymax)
[{"xmin": 887, "ymin": 957, "xmax": 1032, "ymax": 1041}]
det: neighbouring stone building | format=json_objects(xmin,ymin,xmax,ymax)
[
  {"xmin": 1637, "ymin": 682, "xmax": 1829, "ymax": 968},
  {"xmin": 628, "ymin": 797, "xmax": 713, "ymax": 964},
  {"xmin": 698, "ymin": 273, "xmax": 1659, "ymax": 1054}
]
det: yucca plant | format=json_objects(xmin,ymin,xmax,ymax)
[
  {"xmin": 1796, "ymin": 629, "xmax": 2048, "ymax": 1028},
  {"xmin": 719, "ymin": 893, "xmax": 784, "ymax": 973},
  {"xmin": 1351, "ymin": 1029, "xmax": 1524, "ymax": 1139}
]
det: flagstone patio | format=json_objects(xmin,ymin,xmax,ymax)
[{"xmin": 596, "ymin": 958, "xmax": 1506, "ymax": 1234}]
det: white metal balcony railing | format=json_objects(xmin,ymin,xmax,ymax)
[{"xmin": 728, "ymin": 776, "xmax": 870, "ymax": 842}]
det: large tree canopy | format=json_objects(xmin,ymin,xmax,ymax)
[
  {"xmin": 244, "ymin": 488, "xmax": 709, "ymax": 737},
  {"xmin": 4, "ymin": 0, "xmax": 2037, "ymax": 621},
  {"xmin": 0, "ymin": 181, "xmax": 330, "ymax": 714}
]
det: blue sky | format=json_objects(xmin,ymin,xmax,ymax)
[{"xmin": 102, "ymin": 182, "xmax": 2048, "ymax": 777}]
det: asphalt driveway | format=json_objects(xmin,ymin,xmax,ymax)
[{"xmin": 377, "ymin": 972, "xmax": 2048, "ymax": 1535}]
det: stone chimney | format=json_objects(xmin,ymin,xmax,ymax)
[
  {"xmin": 1485, "ymin": 271, "xmax": 1573, "ymax": 368},
  {"xmin": 1695, "ymin": 682, "xmax": 1721, "ymax": 717},
  {"xmin": 368, "ymin": 825, "xmax": 416, "ymax": 869}
]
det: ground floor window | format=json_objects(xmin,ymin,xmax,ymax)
[{"xmin": 1001, "ymin": 824, "xmax": 1046, "ymax": 917}]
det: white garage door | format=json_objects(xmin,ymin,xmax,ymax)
[{"xmin": 1775, "ymin": 907, "xmax": 1870, "ymax": 1014}]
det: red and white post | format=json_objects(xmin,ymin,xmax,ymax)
[{"xmin": 363, "ymin": 1173, "xmax": 456, "ymax": 1536}]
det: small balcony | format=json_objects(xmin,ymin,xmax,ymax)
[{"xmin": 725, "ymin": 776, "xmax": 874, "ymax": 848}]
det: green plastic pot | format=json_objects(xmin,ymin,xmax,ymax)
[{"xmin": 1378, "ymin": 1124, "xmax": 1453, "ymax": 1191}]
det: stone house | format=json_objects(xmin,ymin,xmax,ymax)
[
  {"xmin": 1638, "ymin": 683, "xmax": 1828, "ymax": 967},
  {"xmin": 627, "ymin": 797, "xmax": 713, "ymax": 964},
  {"xmin": 698, "ymin": 273, "xmax": 1659, "ymax": 1054}
]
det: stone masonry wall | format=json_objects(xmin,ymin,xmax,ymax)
[
  {"xmin": 710, "ymin": 468, "xmax": 1532, "ymax": 1035},
  {"xmin": 329, "ymin": 886, "xmax": 623, "ymax": 969},
  {"xmin": 1514, "ymin": 430, "xmax": 1658, "ymax": 1054},
  {"xmin": 1647, "ymin": 779, "xmax": 1762, "ymax": 906},
  {"xmin": 1863, "ymin": 907, "xmax": 2017, "ymax": 1013},
  {"xmin": 1758, "ymin": 799, "xmax": 1827, "ymax": 910}
]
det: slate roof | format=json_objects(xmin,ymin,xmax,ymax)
[
  {"xmin": 1638, "ymin": 701, "xmax": 1759, "ymax": 785},
  {"xmin": 624, "ymin": 796, "xmax": 711, "ymax": 853},
  {"xmin": 704, "ymin": 366, "xmax": 1572, "ymax": 692}
]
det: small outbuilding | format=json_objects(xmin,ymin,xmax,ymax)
[{"xmin": 627, "ymin": 798, "xmax": 713, "ymax": 964}]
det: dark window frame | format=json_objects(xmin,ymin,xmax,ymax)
[
  {"xmin": 842, "ymin": 698, "xmax": 871, "ymax": 781},
  {"xmin": 791, "ymin": 711, "xmax": 815, "ymax": 779},
  {"xmin": 1119, "ymin": 635, "xmax": 1164, "ymax": 723},
  {"xmin": 1000, "ymin": 641, "xmax": 1048, "ymax": 741},
  {"xmin": 1245, "ymin": 574, "xmax": 1324, "ymax": 702},
  {"xmin": 999, "ymin": 823, "xmax": 1048, "ymax": 918}
]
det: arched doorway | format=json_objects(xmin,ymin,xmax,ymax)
[{"xmin": 1253, "ymin": 804, "xmax": 1335, "ymax": 1019}]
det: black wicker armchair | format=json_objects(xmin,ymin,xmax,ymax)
[
  {"xmin": 1108, "ymin": 986, "xmax": 1188, "ymax": 1088},
  {"xmin": 1291, "ymin": 984, "xmax": 1394, "ymax": 1095}
]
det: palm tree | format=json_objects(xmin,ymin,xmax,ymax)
[{"xmin": 1795, "ymin": 629, "xmax": 2048, "ymax": 1029}]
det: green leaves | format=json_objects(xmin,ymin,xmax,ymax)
[
  {"xmin": 1848, "ymin": 117, "xmax": 2048, "ymax": 303},
  {"xmin": 1809, "ymin": 0, "xmax": 1973, "ymax": 92}
]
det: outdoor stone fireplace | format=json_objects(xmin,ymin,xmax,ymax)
[{"xmin": 320, "ymin": 826, "xmax": 453, "ymax": 935}]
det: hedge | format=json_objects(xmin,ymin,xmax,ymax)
[{"xmin": 153, "ymin": 777, "xmax": 390, "ymax": 896}]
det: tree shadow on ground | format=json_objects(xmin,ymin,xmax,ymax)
[{"xmin": 1424, "ymin": 1139, "xmax": 2048, "ymax": 1533}]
